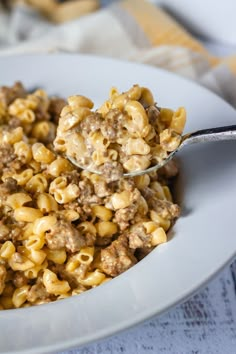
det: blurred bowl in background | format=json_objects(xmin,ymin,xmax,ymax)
[{"xmin": 150, "ymin": 0, "xmax": 236, "ymax": 46}]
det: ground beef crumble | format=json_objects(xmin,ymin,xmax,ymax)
[
  {"xmin": 0, "ymin": 82, "xmax": 26, "ymax": 107},
  {"xmin": 0, "ymin": 265, "xmax": 6, "ymax": 295},
  {"xmin": 78, "ymin": 178, "xmax": 102, "ymax": 205},
  {"xmin": 0, "ymin": 143, "xmax": 17, "ymax": 170},
  {"xmin": 45, "ymin": 220, "xmax": 87, "ymax": 252},
  {"xmin": 48, "ymin": 97, "xmax": 67, "ymax": 124},
  {"xmin": 142, "ymin": 187, "xmax": 180, "ymax": 219},
  {"xmin": 113, "ymin": 204, "xmax": 138, "ymax": 231},
  {"xmin": 79, "ymin": 113, "xmax": 103, "ymax": 135},
  {"xmin": 100, "ymin": 109, "xmax": 124, "ymax": 142},
  {"xmin": 127, "ymin": 224, "xmax": 152, "ymax": 249},
  {"xmin": 100, "ymin": 235, "xmax": 137, "ymax": 277},
  {"xmin": 0, "ymin": 178, "xmax": 20, "ymax": 206},
  {"xmin": 27, "ymin": 281, "xmax": 52, "ymax": 303}
]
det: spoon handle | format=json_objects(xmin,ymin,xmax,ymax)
[{"xmin": 181, "ymin": 124, "xmax": 236, "ymax": 147}]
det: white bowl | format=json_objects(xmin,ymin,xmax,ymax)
[{"xmin": 0, "ymin": 54, "xmax": 236, "ymax": 354}]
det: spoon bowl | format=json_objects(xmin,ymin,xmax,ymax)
[{"xmin": 67, "ymin": 124, "xmax": 236, "ymax": 177}]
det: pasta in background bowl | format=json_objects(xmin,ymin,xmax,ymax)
[{"xmin": 0, "ymin": 54, "xmax": 236, "ymax": 354}]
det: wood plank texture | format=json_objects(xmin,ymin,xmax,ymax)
[{"xmin": 61, "ymin": 258, "xmax": 236, "ymax": 354}]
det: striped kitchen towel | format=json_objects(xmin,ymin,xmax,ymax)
[{"xmin": 0, "ymin": 0, "xmax": 236, "ymax": 107}]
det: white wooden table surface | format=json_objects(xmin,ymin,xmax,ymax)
[{"xmin": 59, "ymin": 259, "xmax": 236, "ymax": 354}]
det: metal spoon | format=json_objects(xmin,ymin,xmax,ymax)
[{"xmin": 67, "ymin": 124, "xmax": 236, "ymax": 177}]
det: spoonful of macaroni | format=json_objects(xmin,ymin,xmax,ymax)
[{"xmin": 53, "ymin": 85, "xmax": 236, "ymax": 181}]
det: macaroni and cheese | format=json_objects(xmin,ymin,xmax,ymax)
[
  {"xmin": 0, "ymin": 82, "xmax": 182, "ymax": 309},
  {"xmin": 54, "ymin": 85, "xmax": 186, "ymax": 180}
]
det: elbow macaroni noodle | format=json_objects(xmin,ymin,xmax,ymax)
[{"xmin": 0, "ymin": 82, "xmax": 184, "ymax": 309}]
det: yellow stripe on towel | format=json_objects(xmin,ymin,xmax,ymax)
[
  {"xmin": 222, "ymin": 56, "xmax": 236, "ymax": 75},
  {"xmin": 121, "ymin": 0, "xmax": 218, "ymax": 66}
]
